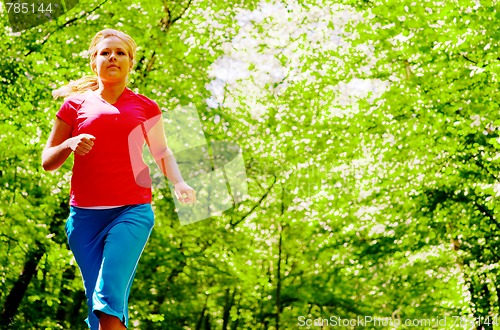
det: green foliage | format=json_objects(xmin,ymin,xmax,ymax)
[{"xmin": 1, "ymin": 0, "xmax": 499, "ymax": 329}]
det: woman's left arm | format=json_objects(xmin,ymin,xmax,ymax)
[{"xmin": 146, "ymin": 118, "xmax": 196, "ymax": 204}]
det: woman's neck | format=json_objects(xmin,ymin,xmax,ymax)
[{"xmin": 96, "ymin": 81, "xmax": 127, "ymax": 104}]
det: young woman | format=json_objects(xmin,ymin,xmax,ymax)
[{"xmin": 42, "ymin": 29, "xmax": 195, "ymax": 330}]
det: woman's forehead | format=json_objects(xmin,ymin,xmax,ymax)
[{"xmin": 96, "ymin": 36, "xmax": 128, "ymax": 50}]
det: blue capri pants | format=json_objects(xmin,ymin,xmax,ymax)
[{"xmin": 65, "ymin": 203, "xmax": 154, "ymax": 329}]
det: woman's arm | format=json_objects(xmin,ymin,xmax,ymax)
[
  {"xmin": 146, "ymin": 118, "xmax": 183, "ymax": 183},
  {"xmin": 146, "ymin": 118, "xmax": 196, "ymax": 204},
  {"xmin": 42, "ymin": 118, "xmax": 95, "ymax": 171}
]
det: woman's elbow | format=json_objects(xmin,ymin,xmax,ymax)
[
  {"xmin": 41, "ymin": 151, "xmax": 56, "ymax": 171},
  {"xmin": 41, "ymin": 159, "xmax": 53, "ymax": 171},
  {"xmin": 42, "ymin": 162, "xmax": 53, "ymax": 171}
]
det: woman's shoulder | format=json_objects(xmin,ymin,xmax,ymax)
[
  {"xmin": 60, "ymin": 91, "xmax": 89, "ymax": 109},
  {"xmin": 126, "ymin": 89, "xmax": 161, "ymax": 117}
]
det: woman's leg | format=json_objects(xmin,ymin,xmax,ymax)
[
  {"xmin": 98, "ymin": 313, "xmax": 127, "ymax": 330},
  {"xmin": 92, "ymin": 204, "xmax": 155, "ymax": 328}
]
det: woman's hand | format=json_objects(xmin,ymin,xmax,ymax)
[
  {"xmin": 174, "ymin": 181, "xmax": 196, "ymax": 204},
  {"xmin": 42, "ymin": 119, "xmax": 94, "ymax": 171},
  {"xmin": 68, "ymin": 134, "xmax": 95, "ymax": 156}
]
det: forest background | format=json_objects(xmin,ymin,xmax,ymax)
[{"xmin": 1, "ymin": 0, "xmax": 500, "ymax": 329}]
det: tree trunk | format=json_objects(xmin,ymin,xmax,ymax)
[
  {"xmin": 196, "ymin": 295, "xmax": 209, "ymax": 330},
  {"xmin": 222, "ymin": 288, "xmax": 236, "ymax": 330},
  {"xmin": 0, "ymin": 246, "xmax": 45, "ymax": 327},
  {"xmin": 275, "ymin": 222, "xmax": 283, "ymax": 330}
]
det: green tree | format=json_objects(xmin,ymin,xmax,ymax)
[
  {"xmin": 3, "ymin": 0, "xmax": 497, "ymax": 329},
  {"xmin": 338, "ymin": 0, "xmax": 500, "ymax": 326}
]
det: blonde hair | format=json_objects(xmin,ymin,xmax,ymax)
[{"xmin": 52, "ymin": 29, "xmax": 137, "ymax": 99}]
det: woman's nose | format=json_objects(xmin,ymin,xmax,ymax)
[{"xmin": 109, "ymin": 52, "xmax": 117, "ymax": 60}]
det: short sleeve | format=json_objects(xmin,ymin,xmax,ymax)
[
  {"xmin": 56, "ymin": 97, "xmax": 80, "ymax": 128},
  {"xmin": 145, "ymin": 99, "xmax": 162, "ymax": 119},
  {"xmin": 133, "ymin": 91, "xmax": 162, "ymax": 119}
]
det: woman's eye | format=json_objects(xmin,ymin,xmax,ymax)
[
  {"xmin": 118, "ymin": 52, "xmax": 125, "ymax": 55},
  {"xmin": 101, "ymin": 51, "xmax": 109, "ymax": 55}
]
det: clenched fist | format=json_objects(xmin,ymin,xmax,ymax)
[{"xmin": 68, "ymin": 134, "xmax": 95, "ymax": 156}]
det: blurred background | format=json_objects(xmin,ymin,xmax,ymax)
[{"xmin": 1, "ymin": 0, "xmax": 499, "ymax": 328}]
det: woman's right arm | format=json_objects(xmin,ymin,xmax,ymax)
[{"xmin": 42, "ymin": 117, "xmax": 95, "ymax": 171}]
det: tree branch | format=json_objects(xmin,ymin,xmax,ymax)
[
  {"xmin": 460, "ymin": 53, "xmax": 478, "ymax": 65},
  {"xmin": 161, "ymin": 0, "xmax": 193, "ymax": 30},
  {"xmin": 24, "ymin": 0, "xmax": 110, "ymax": 56},
  {"xmin": 230, "ymin": 175, "xmax": 277, "ymax": 227}
]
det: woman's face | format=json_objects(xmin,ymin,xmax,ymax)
[{"xmin": 92, "ymin": 36, "xmax": 132, "ymax": 83}]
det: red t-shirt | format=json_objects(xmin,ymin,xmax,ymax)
[{"xmin": 56, "ymin": 88, "xmax": 162, "ymax": 207}]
